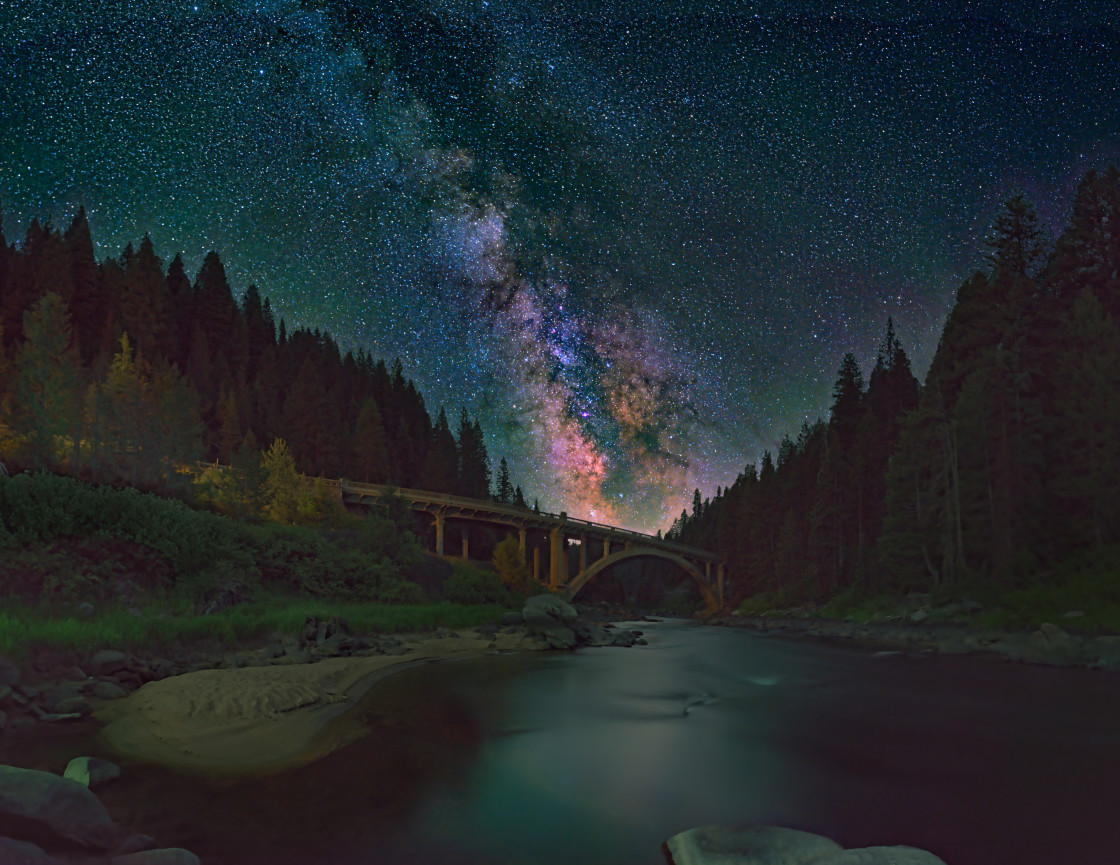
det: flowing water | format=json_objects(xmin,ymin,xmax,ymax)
[{"xmin": 7, "ymin": 619, "xmax": 1120, "ymax": 864}]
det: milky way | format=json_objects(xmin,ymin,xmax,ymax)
[{"xmin": 3, "ymin": 1, "xmax": 1119, "ymax": 530}]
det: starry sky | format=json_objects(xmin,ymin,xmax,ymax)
[{"xmin": 2, "ymin": 1, "xmax": 1119, "ymax": 532}]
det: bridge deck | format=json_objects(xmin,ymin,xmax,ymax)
[{"xmin": 340, "ymin": 480, "xmax": 722, "ymax": 563}]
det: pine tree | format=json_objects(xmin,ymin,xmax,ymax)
[
  {"xmin": 419, "ymin": 408, "xmax": 457, "ymax": 493},
  {"xmin": 101, "ymin": 333, "xmax": 148, "ymax": 485},
  {"xmin": 64, "ymin": 206, "xmax": 102, "ymax": 364},
  {"xmin": 494, "ymin": 456, "xmax": 514, "ymax": 503},
  {"xmin": 262, "ymin": 438, "xmax": 301, "ymax": 523},
  {"xmin": 14, "ymin": 292, "xmax": 79, "ymax": 468},
  {"xmin": 984, "ymin": 193, "xmax": 1047, "ymax": 279},
  {"xmin": 456, "ymin": 407, "xmax": 491, "ymax": 498},
  {"xmin": 120, "ymin": 234, "xmax": 168, "ymax": 362},
  {"xmin": 1051, "ymin": 287, "xmax": 1120, "ymax": 547},
  {"xmin": 352, "ymin": 397, "xmax": 390, "ymax": 483}
]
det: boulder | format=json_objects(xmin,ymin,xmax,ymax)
[
  {"xmin": 77, "ymin": 603, "xmax": 96, "ymax": 618},
  {"xmin": 542, "ymin": 628, "xmax": 577, "ymax": 650},
  {"xmin": 0, "ymin": 765, "xmax": 119, "ymax": 851},
  {"xmin": 522, "ymin": 593, "xmax": 578, "ymax": 626},
  {"xmin": 88, "ymin": 651, "xmax": 130, "ymax": 677},
  {"xmin": 63, "ymin": 757, "xmax": 121, "ymax": 789},
  {"xmin": 499, "ymin": 611, "xmax": 523, "ymax": 627},
  {"xmin": 0, "ymin": 685, "xmax": 11, "ymax": 704},
  {"xmin": 112, "ymin": 834, "xmax": 158, "ymax": 856},
  {"xmin": 1023, "ymin": 622, "xmax": 1082, "ymax": 666},
  {"xmin": 475, "ymin": 622, "xmax": 500, "ymax": 636},
  {"xmin": 316, "ymin": 633, "xmax": 352, "ymax": 657},
  {"xmin": 111, "ymin": 849, "xmax": 201, "ymax": 865},
  {"xmin": 51, "ymin": 697, "xmax": 91, "ymax": 716},
  {"xmin": 41, "ymin": 687, "xmax": 84, "ymax": 714},
  {"xmin": 0, "ymin": 836, "xmax": 64, "ymax": 865},
  {"xmin": 1089, "ymin": 635, "xmax": 1120, "ymax": 670},
  {"xmin": 665, "ymin": 825, "xmax": 843, "ymax": 865},
  {"xmin": 92, "ymin": 681, "xmax": 128, "ymax": 700},
  {"xmin": 816, "ymin": 848, "xmax": 947, "ymax": 865}
]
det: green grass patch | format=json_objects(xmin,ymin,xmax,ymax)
[{"xmin": 0, "ymin": 597, "xmax": 510, "ymax": 661}]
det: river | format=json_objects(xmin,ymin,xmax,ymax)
[{"xmin": 10, "ymin": 619, "xmax": 1120, "ymax": 863}]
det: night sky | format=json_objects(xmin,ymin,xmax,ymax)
[{"xmin": 2, "ymin": 1, "xmax": 1119, "ymax": 532}]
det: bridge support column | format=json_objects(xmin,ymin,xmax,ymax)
[
  {"xmin": 519, "ymin": 528, "xmax": 527, "ymax": 559},
  {"xmin": 601, "ymin": 538, "xmax": 610, "ymax": 561},
  {"xmin": 534, "ymin": 547, "xmax": 541, "ymax": 585},
  {"xmin": 579, "ymin": 534, "xmax": 587, "ymax": 575},
  {"xmin": 462, "ymin": 528, "xmax": 469, "ymax": 560},
  {"xmin": 549, "ymin": 528, "xmax": 564, "ymax": 588},
  {"xmin": 717, "ymin": 563, "xmax": 725, "ymax": 608},
  {"xmin": 434, "ymin": 513, "xmax": 445, "ymax": 557}
]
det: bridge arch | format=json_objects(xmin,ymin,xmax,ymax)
[{"xmin": 564, "ymin": 547, "xmax": 719, "ymax": 611}]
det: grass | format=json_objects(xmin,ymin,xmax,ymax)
[{"xmin": 0, "ymin": 596, "xmax": 510, "ymax": 661}]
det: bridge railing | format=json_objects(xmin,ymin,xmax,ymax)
[{"xmin": 339, "ymin": 479, "xmax": 721, "ymax": 562}]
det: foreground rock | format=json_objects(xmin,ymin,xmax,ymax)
[
  {"xmin": 111, "ymin": 848, "xmax": 202, "ymax": 864},
  {"xmin": 666, "ymin": 825, "xmax": 842, "ymax": 864},
  {"xmin": 0, "ymin": 835, "xmax": 64, "ymax": 865},
  {"xmin": 665, "ymin": 825, "xmax": 946, "ymax": 865},
  {"xmin": 0, "ymin": 766, "xmax": 119, "ymax": 851},
  {"xmin": 517, "ymin": 594, "xmax": 648, "ymax": 650},
  {"xmin": 63, "ymin": 757, "xmax": 121, "ymax": 789}
]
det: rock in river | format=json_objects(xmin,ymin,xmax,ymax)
[
  {"xmin": 63, "ymin": 757, "xmax": 121, "ymax": 789},
  {"xmin": 0, "ymin": 835, "xmax": 64, "ymax": 865},
  {"xmin": 0, "ymin": 765, "xmax": 119, "ymax": 851},
  {"xmin": 665, "ymin": 825, "xmax": 843, "ymax": 864}
]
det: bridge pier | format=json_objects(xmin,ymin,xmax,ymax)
[
  {"xmin": 433, "ymin": 513, "xmax": 445, "ymax": 557},
  {"xmin": 462, "ymin": 528, "xmax": 469, "ymax": 560},
  {"xmin": 519, "ymin": 528, "xmax": 527, "ymax": 558},
  {"xmin": 579, "ymin": 534, "xmax": 588, "ymax": 574},
  {"xmin": 533, "ymin": 546, "xmax": 541, "ymax": 584},
  {"xmin": 549, "ymin": 528, "xmax": 566, "ymax": 588},
  {"xmin": 601, "ymin": 538, "xmax": 610, "ymax": 561}
]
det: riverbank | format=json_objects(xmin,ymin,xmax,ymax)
[{"xmin": 713, "ymin": 611, "xmax": 1120, "ymax": 669}]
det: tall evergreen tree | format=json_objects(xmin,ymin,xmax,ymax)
[
  {"xmin": 494, "ymin": 457, "xmax": 514, "ymax": 503},
  {"xmin": 352, "ymin": 397, "xmax": 390, "ymax": 483},
  {"xmin": 13, "ymin": 292, "xmax": 79, "ymax": 468}
]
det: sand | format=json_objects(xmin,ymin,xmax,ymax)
[{"xmin": 94, "ymin": 630, "xmax": 526, "ymax": 778}]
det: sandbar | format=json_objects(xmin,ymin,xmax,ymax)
[{"xmin": 94, "ymin": 630, "xmax": 525, "ymax": 778}]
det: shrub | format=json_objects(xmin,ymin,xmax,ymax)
[{"xmin": 442, "ymin": 564, "xmax": 517, "ymax": 606}]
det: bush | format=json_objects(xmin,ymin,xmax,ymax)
[{"xmin": 442, "ymin": 564, "xmax": 518, "ymax": 606}]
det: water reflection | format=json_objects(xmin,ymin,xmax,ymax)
[{"xmin": 4, "ymin": 621, "xmax": 1119, "ymax": 864}]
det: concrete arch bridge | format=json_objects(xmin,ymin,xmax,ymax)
[{"xmin": 339, "ymin": 480, "xmax": 726, "ymax": 611}]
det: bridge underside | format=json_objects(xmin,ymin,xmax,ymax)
[{"xmin": 563, "ymin": 548, "xmax": 721, "ymax": 611}]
